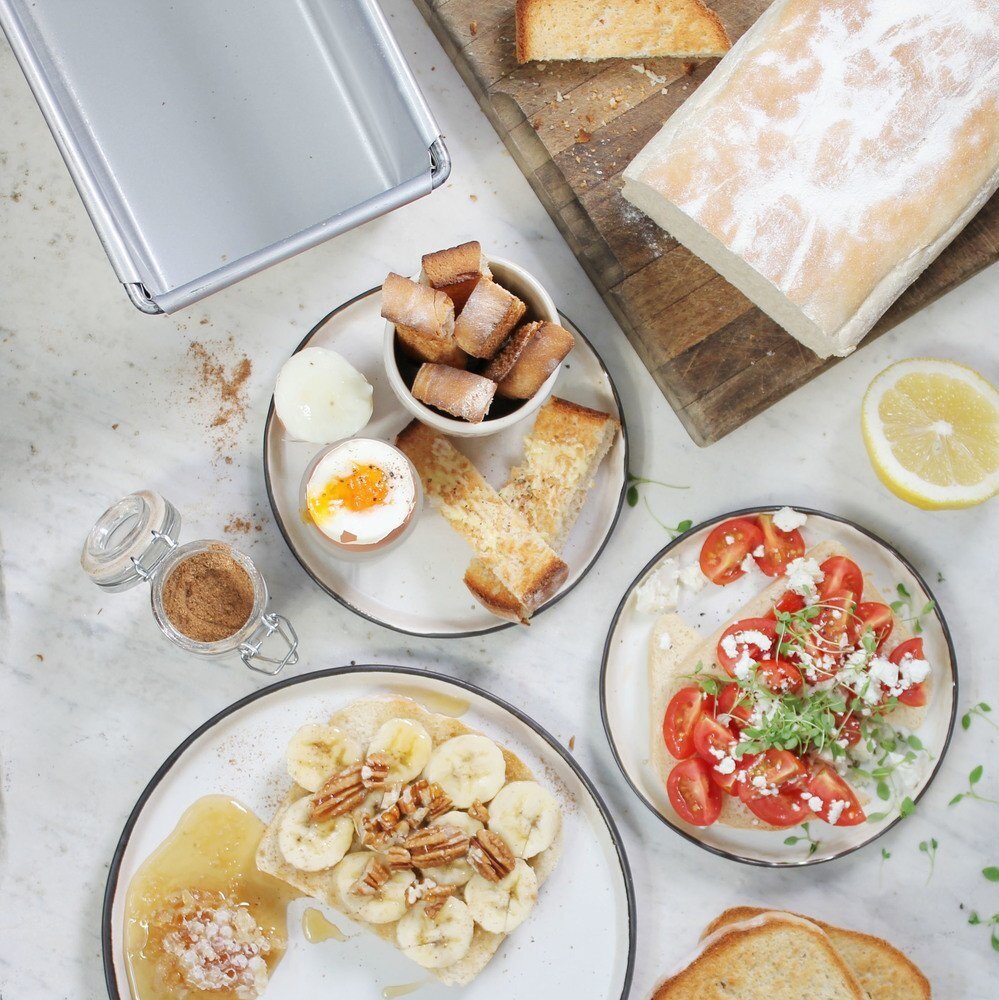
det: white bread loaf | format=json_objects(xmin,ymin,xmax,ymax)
[{"xmin": 622, "ymin": 0, "xmax": 999, "ymax": 358}]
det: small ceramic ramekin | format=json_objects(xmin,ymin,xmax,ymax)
[{"xmin": 383, "ymin": 256, "xmax": 562, "ymax": 438}]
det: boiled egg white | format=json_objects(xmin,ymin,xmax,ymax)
[
  {"xmin": 306, "ymin": 439, "xmax": 417, "ymax": 547},
  {"xmin": 275, "ymin": 347, "xmax": 373, "ymax": 443}
]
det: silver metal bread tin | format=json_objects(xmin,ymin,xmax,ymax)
[{"xmin": 0, "ymin": 0, "xmax": 449, "ymax": 313}]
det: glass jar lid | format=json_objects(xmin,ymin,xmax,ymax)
[{"xmin": 81, "ymin": 490, "xmax": 182, "ymax": 592}]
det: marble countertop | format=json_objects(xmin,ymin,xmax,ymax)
[{"xmin": 1, "ymin": 3, "xmax": 997, "ymax": 996}]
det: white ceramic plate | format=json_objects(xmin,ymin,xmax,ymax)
[
  {"xmin": 263, "ymin": 288, "xmax": 628, "ymax": 637},
  {"xmin": 600, "ymin": 507, "xmax": 958, "ymax": 867},
  {"xmin": 103, "ymin": 666, "xmax": 636, "ymax": 999}
]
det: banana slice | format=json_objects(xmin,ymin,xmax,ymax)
[
  {"xmin": 277, "ymin": 796, "xmax": 354, "ymax": 872},
  {"xmin": 396, "ymin": 896, "xmax": 474, "ymax": 969},
  {"xmin": 421, "ymin": 810, "xmax": 484, "ymax": 887},
  {"xmin": 464, "ymin": 859, "xmax": 538, "ymax": 934},
  {"xmin": 286, "ymin": 723, "xmax": 362, "ymax": 792},
  {"xmin": 367, "ymin": 718, "xmax": 432, "ymax": 783},
  {"xmin": 487, "ymin": 781, "xmax": 560, "ymax": 859},
  {"xmin": 423, "ymin": 734, "xmax": 506, "ymax": 808},
  {"xmin": 334, "ymin": 852, "xmax": 414, "ymax": 924}
]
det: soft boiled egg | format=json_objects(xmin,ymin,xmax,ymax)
[
  {"xmin": 305, "ymin": 439, "xmax": 418, "ymax": 550},
  {"xmin": 275, "ymin": 347, "xmax": 373, "ymax": 443}
]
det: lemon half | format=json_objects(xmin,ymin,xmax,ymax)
[{"xmin": 861, "ymin": 358, "xmax": 999, "ymax": 510}]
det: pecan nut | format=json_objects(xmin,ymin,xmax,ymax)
[
  {"xmin": 468, "ymin": 830, "xmax": 515, "ymax": 882},
  {"xmin": 467, "ymin": 800, "xmax": 489, "ymax": 824},
  {"xmin": 311, "ymin": 764, "xmax": 365, "ymax": 820},
  {"xmin": 383, "ymin": 845, "xmax": 413, "ymax": 871},
  {"xmin": 360, "ymin": 754, "xmax": 391, "ymax": 789},
  {"xmin": 352, "ymin": 857, "xmax": 390, "ymax": 896},
  {"xmin": 405, "ymin": 877, "xmax": 454, "ymax": 919},
  {"xmin": 404, "ymin": 824, "xmax": 470, "ymax": 868}
]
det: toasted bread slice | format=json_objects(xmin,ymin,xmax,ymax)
[
  {"xmin": 411, "ymin": 363, "xmax": 497, "ymax": 423},
  {"xmin": 495, "ymin": 321, "xmax": 575, "ymax": 400},
  {"xmin": 453, "ymin": 279, "xmax": 526, "ymax": 359},
  {"xmin": 516, "ymin": 0, "xmax": 731, "ymax": 63},
  {"xmin": 464, "ymin": 398, "xmax": 619, "ymax": 621},
  {"xmin": 647, "ymin": 540, "xmax": 926, "ymax": 831},
  {"xmin": 421, "ymin": 241, "xmax": 491, "ymax": 313},
  {"xmin": 256, "ymin": 696, "xmax": 562, "ymax": 987},
  {"xmin": 653, "ymin": 911, "xmax": 865, "ymax": 999},
  {"xmin": 382, "ymin": 272, "xmax": 466, "ymax": 367},
  {"xmin": 396, "ymin": 421, "xmax": 568, "ymax": 610},
  {"xmin": 703, "ymin": 908, "xmax": 931, "ymax": 1000}
]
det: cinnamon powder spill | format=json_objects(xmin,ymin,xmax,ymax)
[
  {"xmin": 187, "ymin": 339, "xmax": 252, "ymax": 458},
  {"xmin": 162, "ymin": 544, "xmax": 254, "ymax": 643}
]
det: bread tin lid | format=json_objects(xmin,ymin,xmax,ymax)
[{"xmin": 0, "ymin": 0, "xmax": 449, "ymax": 313}]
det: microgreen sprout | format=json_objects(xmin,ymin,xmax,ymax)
[
  {"xmin": 949, "ymin": 766, "xmax": 999, "ymax": 807},
  {"xmin": 919, "ymin": 838, "xmax": 939, "ymax": 882},
  {"xmin": 783, "ymin": 822, "xmax": 821, "ymax": 856},
  {"xmin": 967, "ymin": 911, "xmax": 999, "ymax": 953},
  {"xmin": 625, "ymin": 471, "xmax": 689, "ymax": 508},
  {"xmin": 962, "ymin": 703, "xmax": 997, "ymax": 731},
  {"xmin": 888, "ymin": 583, "xmax": 935, "ymax": 635},
  {"xmin": 683, "ymin": 662, "xmax": 721, "ymax": 697}
]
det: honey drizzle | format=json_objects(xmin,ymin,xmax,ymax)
[
  {"xmin": 388, "ymin": 685, "xmax": 470, "ymax": 718},
  {"xmin": 382, "ymin": 982, "xmax": 425, "ymax": 999},
  {"xmin": 302, "ymin": 907, "xmax": 348, "ymax": 943}
]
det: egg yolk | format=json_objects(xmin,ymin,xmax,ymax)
[{"xmin": 309, "ymin": 464, "xmax": 389, "ymax": 522}]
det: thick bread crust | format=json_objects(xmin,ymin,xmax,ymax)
[
  {"xmin": 702, "ymin": 908, "xmax": 931, "ymax": 1000},
  {"xmin": 453, "ymin": 279, "xmax": 526, "ymax": 359},
  {"xmin": 647, "ymin": 540, "xmax": 927, "ymax": 831},
  {"xmin": 256, "ymin": 695, "xmax": 562, "ymax": 987},
  {"xmin": 480, "ymin": 322, "xmax": 537, "ymax": 384},
  {"xmin": 496, "ymin": 321, "xmax": 575, "ymax": 399},
  {"xmin": 421, "ymin": 241, "xmax": 490, "ymax": 313},
  {"xmin": 653, "ymin": 912, "xmax": 865, "ymax": 999},
  {"xmin": 411, "ymin": 363, "xmax": 497, "ymax": 423},
  {"xmin": 464, "ymin": 397, "xmax": 619, "ymax": 621},
  {"xmin": 396, "ymin": 421, "xmax": 568, "ymax": 609},
  {"xmin": 381, "ymin": 273, "xmax": 454, "ymax": 339},
  {"xmin": 516, "ymin": 0, "xmax": 731, "ymax": 63}
]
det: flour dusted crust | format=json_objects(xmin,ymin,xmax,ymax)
[
  {"xmin": 256, "ymin": 696, "xmax": 562, "ymax": 987},
  {"xmin": 647, "ymin": 541, "xmax": 929, "ymax": 831},
  {"xmin": 623, "ymin": 0, "xmax": 999, "ymax": 357}
]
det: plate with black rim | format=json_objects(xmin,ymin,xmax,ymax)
[
  {"xmin": 103, "ymin": 665, "xmax": 636, "ymax": 1000},
  {"xmin": 600, "ymin": 506, "xmax": 958, "ymax": 868},
  {"xmin": 263, "ymin": 288, "xmax": 628, "ymax": 638}
]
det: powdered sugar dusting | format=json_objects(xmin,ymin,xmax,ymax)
[{"xmin": 633, "ymin": 0, "xmax": 999, "ymax": 335}]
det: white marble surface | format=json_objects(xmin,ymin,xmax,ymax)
[{"xmin": 1, "ymin": 4, "xmax": 997, "ymax": 996}]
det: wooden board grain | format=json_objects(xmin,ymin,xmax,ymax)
[{"xmin": 414, "ymin": 0, "xmax": 999, "ymax": 444}]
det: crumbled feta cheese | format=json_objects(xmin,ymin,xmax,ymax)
[
  {"xmin": 869, "ymin": 655, "xmax": 899, "ymax": 688},
  {"xmin": 678, "ymin": 562, "xmax": 708, "ymax": 593},
  {"xmin": 826, "ymin": 799, "xmax": 849, "ymax": 825},
  {"xmin": 715, "ymin": 756, "xmax": 737, "ymax": 775},
  {"xmin": 635, "ymin": 558, "xmax": 680, "ymax": 613},
  {"xmin": 773, "ymin": 506, "xmax": 808, "ymax": 532},
  {"xmin": 724, "ymin": 534, "xmax": 735, "ymax": 545},
  {"xmin": 804, "ymin": 794, "xmax": 824, "ymax": 812},
  {"xmin": 898, "ymin": 653, "xmax": 931, "ymax": 686},
  {"xmin": 740, "ymin": 550, "xmax": 757, "ymax": 573},
  {"xmin": 657, "ymin": 630, "xmax": 673, "ymax": 651},
  {"xmin": 752, "ymin": 544, "xmax": 765, "ymax": 558},
  {"xmin": 784, "ymin": 556, "xmax": 825, "ymax": 596}
]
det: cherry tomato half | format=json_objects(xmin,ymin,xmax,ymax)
[
  {"xmin": 818, "ymin": 556, "xmax": 864, "ymax": 602},
  {"xmin": 737, "ymin": 772, "xmax": 810, "ymax": 828},
  {"xmin": 744, "ymin": 749, "xmax": 808, "ymax": 788},
  {"xmin": 854, "ymin": 602, "xmax": 894, "ymax": 651},
  {"xmin": 755, "ymin": 514, "xmax": 805, "ymax": 577},
  {"xmin": 806, "ymin": 765, "xmax": 866, "ymax": 826},
  {"xmin": 717, "ymin": 683, "xmax": 752, "ymax": 728},
  {"xmin": 716, "ymin": 618, "xmax": 778, "ymax": 677},
  {"xmin": 890, "ymin": 638, "xmax": 928, "ymax": 707},
  {"xmin": 692, "ymin": 714, "xmax": 738, "ymax": 763},
  {"xmin": 667, "ymin": 758, "xmax": 723, "ymax": 826},
  {"xmin": 710, "ymin": 751, "xmax": 757, "ymax": 796},
  {"xmin": 808, "ymin": 592, "xmax": 857, "ymax": 656},
  {"xmin": 755, "ymin": 659, "xmax": 805, "ymax": 695},
  {"xmin": 834, "ymin": 712, "xmax": 863, "ymax": 748},
  {"xmin": 662, "ymin": 686, "xmax": 714, "ymax": 760},
  {"xmin": 699, "ymin": 518, "xmax": 764, "ymax": 586},
  {"xmin": 766, "ymin": 591, "xmax": 806, "ymax": 620}
]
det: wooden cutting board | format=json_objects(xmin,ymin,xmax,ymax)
[{"xmin": 414, "ymin": 0, "xmax": 999, "ymax": 445}]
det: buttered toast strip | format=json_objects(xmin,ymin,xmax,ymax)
[
  {"xmin": 702, "ymin": 909, "xmax": 931, "ymax": 1000},
  {"xmin": 396, "ymin": 421, "xmax": 569, "ymax": 611},
  {"xmin": 464, "ymin": 397, "xmax": 619, "ymax": 622},
  {"xmin": 653, "ymin": 912, "xmax": 865, "ymax": 1000}
]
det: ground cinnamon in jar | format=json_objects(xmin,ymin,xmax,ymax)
[{"xmin": 161, "ymin": 544, "xmax": 255, "ymax": 643}]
